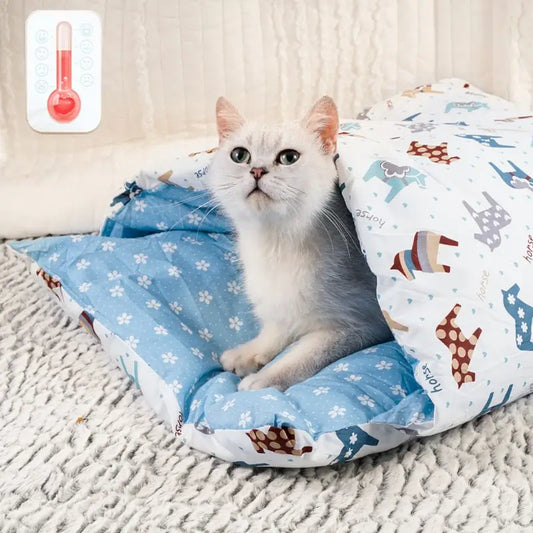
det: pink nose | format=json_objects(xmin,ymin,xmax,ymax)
[{"xmin": 250, "ymin": 167, "xmax": 269, "ymax": 180}]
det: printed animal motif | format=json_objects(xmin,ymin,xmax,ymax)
[
  {"xmin": 436, "ymin": 304, "xmax": 482, "ymax": 388},
  {"xmin": 188, "ymin": 147, "xmax": 218, "ymax": 157},
  {"xmin": 157, "ymin": 170, "xmax": 173, "ymax": 184},
  {"xmin": 403, "ymin": 112, "xmax": 422, "ymax": 121},
  {"xmin": 456, "ymin": 134, "xmax": 515, "ymax": 148},
  {"xmin": 401, "ymin": 122, "xmax": 437, "ymax": 133},
  {"xmin": 194, "ymin": 421, "xmax": 215, "ymax": 435},
  {"xmin": 338, "ymin": 131, "xmax": 365, "ymax": 139},
  {"xmin": 391, "ymin": 231, "xmax": 458, "ymax": 281},
  {"xmin": 120, "ymin": 356, "xmax": 139, "ymax": 388},
  {"xmin": 363, "ymin": 160, "xmax": 427, "ymax": 203},
  {"xmin": 444, "ymin": 121, "xmax": 469, "ymax": 127},
  {"xmin": 339, "ymin": 121, "xmax": 360, "ymax": 132},
  {"xmin": 489, "ymin": 161, "xmax": 533, "ymax": 191},
  {"xmin": 383, "ymin": 311, "xmax": 409, "ymax": 332},
  {"xmin": 332, "ymin": 426, "xmax": 379, "ymax": 463},
  {"xmin": 36, "ymin": 268, "xmax": 63, "ymax": 301},
  {"xmin": 79, "ymin": 311, "xmax": 100, "ymax": 342},
  {"xmin": 477, "ymin": 385, "xmax": 513, "ymax": 416},
  {"xmin": 495, "ymin": 115, "xmax": 533, "ymax": 122},
  {"xmin": 402, "ymin": 84, "xmax": 444, "ymax": 98},
  {"xmin": 356, "ymin": 107, "xmax": 371, "ymax": 120},
  {"xmin": 233, "ymin": 460, "xmax": 270, "ymax": 467},
  {"xmin": 246, "ymin": 426, "xmax": 313, "ymax": 456},
  {"xmin": 463, "ymin": 191, "xmax": 512, "ymax": 251},
  {"xmin": 407, "ymin": 141, "xmax": 460, "ymax": 164},
  {"xmin": 502, "ymin": 284, "xmax": 533, "ymax": 351},
  {"xmin": 445, "ymin": 101, "xmax": 489, "ymax": 113}
]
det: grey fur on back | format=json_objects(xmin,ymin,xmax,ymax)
[{"xmin": 310, "ymin": 184, "xmax": 393, "ymax": 349}]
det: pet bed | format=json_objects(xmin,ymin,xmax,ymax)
[{"xmin": 10, "ymin": 79, "xmax": 532, "ymax": 467}]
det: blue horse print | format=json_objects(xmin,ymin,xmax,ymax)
[
  {"xmin": 489, "ymin": 161, "xmax": 533, "ymax": 190},
  {"xmin": 363, "ymin": 160, "xmax": 427, "ymax": 203},
  {"xmin": 502, "ymin": 284, "xmax": 533, "ymax": 351},
  {"xmin": 456, "ymin": 134, "xmax": 515, "ymax": 148},
  {"xmin": 445, "ymin": 101, "xmax": 489, "ymax": 113},
  {"xmin": 331, "ymin": 425, "xmax": 379, "ymax": 463}
]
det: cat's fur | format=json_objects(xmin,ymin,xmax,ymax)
[{"xmin": 208, "ymin": 96, "xmax": 392, "ymax": 391}]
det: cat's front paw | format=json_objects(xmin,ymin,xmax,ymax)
[
  {"xmin": 220, "ymin": 345, "xmax": 261, "ymax": 377},
  {"xmin": 238, "ymin": 371, "xmax": 290, "ymax": 392}
]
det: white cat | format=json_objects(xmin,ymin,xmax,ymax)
[{"xmin": 208, "ymin": 96, "xmax": 391, "ymax": 391}]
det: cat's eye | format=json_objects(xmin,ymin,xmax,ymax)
[
  {"xmin": 277, "ymin": 149, "xmax": 300, "ymax": 165},
  {"xmin": 230, "ymin": 147, "xmax": 251, "ymax": 164}
]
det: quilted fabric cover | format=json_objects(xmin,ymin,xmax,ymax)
[
  {"xmin": 10, "ymin": 79, "xmax": 532, "ymax": 467},
  {"xmin": 337, "ymin": 79, "xmax": 533, "ymax": 433}
]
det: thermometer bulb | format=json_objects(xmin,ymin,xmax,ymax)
[{"xmin": 47, "ymin": 21, "xmax": 81, "ymax": 122}]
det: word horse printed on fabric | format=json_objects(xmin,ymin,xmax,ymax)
[
  {"xmin": 463, "ymin": 191, "xmax": 512, "ymax": 251},
  {"xmin": 502, "ymin": 284, "xmax": 533, "ymax": 351},
  {"xmin": 363, "ymin": 160, "xmax": 427, "ymax": 203},
  {"xmin": 391, "ymin": 231, "xmax": 459, "ymax": 281},
  {"xmin": 436, "ymin": 304, "xmax": 482, "ymax": 388},
  {"xmin": 489, "ymin": 161, "xmax": 533, "ymax": 191}
]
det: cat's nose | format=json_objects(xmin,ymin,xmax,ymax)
[{"xmin": 250, "ymin": 167, "xmax": 269, "ymax": 180}]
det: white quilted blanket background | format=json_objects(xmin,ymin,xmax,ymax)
[{"xmin": 0, "ymin": 0, "xmax": 532, "ymax": 237}]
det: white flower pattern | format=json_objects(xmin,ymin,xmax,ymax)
[
  {"xmin": 137, "ymin": 275, "xmax": 152, "ymax": 288},
  {"xmin": 168, "ymin": 266, "xmax": 182, "ymax": 277},
  {"xmin": 198, "ymin": 290, "xmax": 212, "ymax": 304},
  {"xmin": 162, "ymin": 352, "xmax": 178, "ymax": 364},
  {"xmin": 110, "ymin": 285, "xmax": 124, "ymax": 297},
  {"xmin": 134, "ymin": 253, "xmax": 148, "ymax": 264},
  {"xmin": 229, "ymin": 316, "xmax": 243, "ymax": 331},
  {"xmin": 161, "ymin": 242, "xmax": 177, "ymax": 253},
  {"xmin": 328, "ymin": 405, "xmax": 346, "ymax": 418},
  {"xmin": 117, "ymin": 313, "xmax": 132, "ymax": 325},
  {"xmin": 76, "ymin": 259, "xmax": 90, "ymax": 270},
  {"xmin": 195, "ymin": 260, "xmax": 210, "ymax": 271}
]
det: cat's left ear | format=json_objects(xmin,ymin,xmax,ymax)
[
  {"xmin": 216, "ymin": 97, "xmax": 245, "ymax": 142},
  {"xmin": 302, "ymin": 96, "xmax": 339, "ymax": 155}
]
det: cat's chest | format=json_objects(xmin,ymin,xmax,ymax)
[{"xmin": 238, "ymin": 238, "xmax": 317, "ymax": 320}]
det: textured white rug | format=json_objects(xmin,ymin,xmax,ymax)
[{"xmin": 1, "ymin": 242, "xmax": 532, "ymax": 532}]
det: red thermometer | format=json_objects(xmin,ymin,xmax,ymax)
[{"xmin": 47, "ymin": 21, "xmax": 81, "ymax": 122}]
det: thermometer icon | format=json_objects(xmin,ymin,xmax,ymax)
[{"xmin": 47, "ymin": 21, "xmax": 81, "ymax": 122}]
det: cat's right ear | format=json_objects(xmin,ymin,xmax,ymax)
[
  {"xmin": 216, "ymin": 97, "xmax": 245, "ymax": 142},
  {"xmin": 302, "ymin": 96, "xmax": 339, "ymax": 155}
]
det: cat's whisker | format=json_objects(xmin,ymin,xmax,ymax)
[
  {"xmin": 313, "ymin": 213, "xmax": 337, "ymax": 255},
  {"xmin": 162, "ymin": 194, "xmax": 221, "ymax": 234},
  {"xmin": 323, "ymin": 206, "xmax": 362, "ymax": 255},
  {"xmin": 321, "ymin": 209, "xmax": 353, "ymax": 258}
]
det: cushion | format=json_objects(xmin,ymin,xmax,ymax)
[
  {"xmin": 337, "ymin": 78, "xmax": 532, "ymax": 433},
  {"xmin": 10, "ymin": 79, "xmax": 532, "ymax": 467}
]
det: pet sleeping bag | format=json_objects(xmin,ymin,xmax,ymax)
[{"xmin": 10, "ymin": 79, "xmax": 532, "ymax": 467}]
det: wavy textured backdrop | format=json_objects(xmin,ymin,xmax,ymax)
[{"xmin": 0, "ymin": 0, "xmax": 532, "ymax": 237}]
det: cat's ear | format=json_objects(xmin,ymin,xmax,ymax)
[
  {"xmin": 216, "ymin": 97, "xmax": 245, "ymax": 142},
  {"xmin": 302, "ymin": 96, "xmax": 339, "ymax": 155}
]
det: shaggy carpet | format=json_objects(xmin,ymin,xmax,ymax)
[{"xmin": 1, "ymin": 242, "xmax": 532, "ymax": 532}]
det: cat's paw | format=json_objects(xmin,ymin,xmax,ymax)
[
  {"xmin": 220, "ymin": 346, "xmax": 261, "ymax": 377},
  {"xmin": 238, "ymin": 371, "xmax": 288, "ymax": 391}
]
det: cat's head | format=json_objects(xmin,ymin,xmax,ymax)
[{"xmin": 208, "ymin": 97, "xmax": 339, "ymax": 229}]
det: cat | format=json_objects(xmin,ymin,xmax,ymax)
[{"xmin": 207, "ymin": 96, "xmax": 392, "ymax": 391}]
